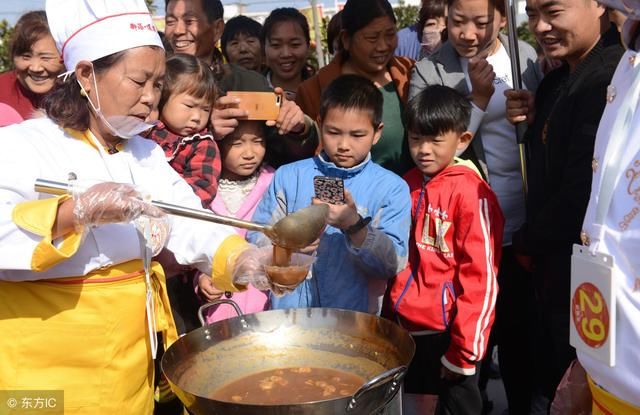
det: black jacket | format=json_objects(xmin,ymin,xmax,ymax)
[{"xmin": 516, "ymin": 25, "xmax": 624, "ymax": 256}]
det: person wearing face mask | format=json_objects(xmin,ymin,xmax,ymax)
[
  {"xmin": 395, "ymin": 0, "xmax": 448, "ymax": 60},
  {"xmin": 564, "ymin": 1, "xmax": 640, "ymax": 413},
  {"xmin": 418, "ymin": 0, "xmax": 448, "ymax": 59},
  {"xmin": 409, "ymin": 0, "xmax": 543, "ymax": 412},
  {"xmin": 0, "ymin": 11, "xmax": 64, "ymax": 120},
  {"xmin": 0, "ymin": 1, "xmax": 288, "ymax": 413}
]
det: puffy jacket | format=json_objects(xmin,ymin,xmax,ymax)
[
  {"xmin": 385, "ymin": 161, "xmax": 504, "ymax": 375},
  {"xmin": 247, "ymin": 152, "xmax": 411, "ymax": 314}
]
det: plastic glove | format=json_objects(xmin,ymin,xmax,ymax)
[
  {"xmin": 231, "ymin": 245, "xmax": 314, "ymax": 297},
  {"xmin": 72, "ymin": 182, "xmax": 165, "ymax": 227},
  {"xmin": 135, "ymin": 215, "xmax": 171, "ymax": 256},
  {"xmin": 550, "ymin": 359, "xmax": 591, "ymax": 415}
]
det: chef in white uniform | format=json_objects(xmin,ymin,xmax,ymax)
[
  {"xmin": 578, "ymin": 1, "xmax": 640, "ymax": 413},
  {"xmin": 0, "ymin": 0, "xmax": 274, "ymax": 413}
]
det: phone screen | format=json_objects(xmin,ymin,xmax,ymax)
[{"xmin": 313, "ymin": 176, "xmax": 345, "ymax": 204}]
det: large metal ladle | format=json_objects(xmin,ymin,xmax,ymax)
[{"xmin": 34, "ymin": 178, "xmax": 328, "ymax": 250}]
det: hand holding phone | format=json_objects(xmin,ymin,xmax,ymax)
[{"xmin": 313, "ymin": 176, "xmax": 345, "ymax": 205}]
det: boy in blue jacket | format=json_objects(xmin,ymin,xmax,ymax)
[{"xmin": 248, "ymin": 74, "xmax": 411, "ymax": 313}]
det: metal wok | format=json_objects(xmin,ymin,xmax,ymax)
[{"xmin": 161, "ymin": 300, "xmax": 415, "ymax": 414}]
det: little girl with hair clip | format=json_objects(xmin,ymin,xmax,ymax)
[{"xmin": 197, "ymin": 120, "xmax": 275, "ymax": 323}]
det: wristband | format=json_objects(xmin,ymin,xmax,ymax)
[{"xmin": 343, "ymin": 214, "xmax": 371, "ymax": 235}]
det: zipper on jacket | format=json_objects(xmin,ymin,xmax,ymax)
[
  {"xmin": 441, "ymin": 281, "xmax": 457, "ymax": 328},
  {"xmin": 395, "ymin": 181, "xmax": 426, "ymax": 316}
]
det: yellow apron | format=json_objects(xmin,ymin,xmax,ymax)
[
  {"xmin": 0, "ymin": 260, "xmax": 178, "ymax": 414},
  {"xmin": 589, "ymin": 376, "xmax": 640, "ymax": 415}
]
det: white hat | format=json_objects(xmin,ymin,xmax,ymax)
[{"xmin": 46, "ymin": 0, "xmax": 163, "ymax": 73}]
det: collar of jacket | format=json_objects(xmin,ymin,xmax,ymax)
[
  {"xmin": 314, "ymin": 151, "xmax": 371, "ymax": 178},
  {"xmin": 432, "ymin": 33, "xmax": 530, "ymax": 89},
  {"xmin": 566, "ymin": 24, "xmax": 622, "ymax": 83},
  {"xmin": 314, "ymin": 54, "xmax": 414, "ymax": 104}
]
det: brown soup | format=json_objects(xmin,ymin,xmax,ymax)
[
  {"xmin": 211, "ymin": 367, "xmax": 365, "ymax": 405},
  {"xmin": 264, "ymin": 265, "xmax": 309, "ymax": 286}
]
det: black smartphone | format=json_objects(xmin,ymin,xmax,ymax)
[{"xmin": 313, "ymin": 176, "xmax": 345, "ymax": 205}]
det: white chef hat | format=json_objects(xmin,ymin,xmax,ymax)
[{"xmin": 46, "ymin": 0, "xmax": 163, "ymax": 74}]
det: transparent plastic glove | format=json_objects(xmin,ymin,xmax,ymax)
[
  {"xmin": 72, "ymin": 182, "xmax": 166, "ymax": 227},
  {"xmin": 135, "ymin": 215, "xmax": 171, "ymax": 256},
  {"xmin": 550, "ymin": 359, "xmax": 592, "ymax": 415},
  {"xmin": 232, "ymin": 245, "xmax": 315, "ymax": 297}
]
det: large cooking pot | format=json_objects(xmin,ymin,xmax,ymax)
[{"xmin": 161, "ymin": 300, "xmax": 415, "ymax": 414}]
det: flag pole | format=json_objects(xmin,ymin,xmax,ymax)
[{"xmin": 505, "ymin": 0, "xmax": 529, "ymax": 198}]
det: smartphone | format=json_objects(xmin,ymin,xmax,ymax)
[
  {"xmin": 225, "ymin": 91, "xmax": 282, "ymax": 120},
  {"xmin": 313, "ymin": 176, "xmax": 345, "ymax": 205}
]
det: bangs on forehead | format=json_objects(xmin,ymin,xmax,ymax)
[
  {"xmin": 160, "ymin": 53, "xmax": 218, "ymax": 109},
  {"xmin": 173, "ymin": 74, "xmax": 216, "ymax": 102}
]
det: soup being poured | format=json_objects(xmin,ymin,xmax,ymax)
[
  {"xmin": 266, "ymin": 245, "xmax": 311, "ymax": 286},
  {"xmin": 211, "ymin": 367, "xmax": 365, "ymax": 404}
]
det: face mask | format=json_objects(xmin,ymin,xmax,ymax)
[
  {"xmin": 421, "ymin": 30, "xmax": 443, "ymax": 55},
  {"xmin": 77, "ymin": 66, "xmax": 157, "ymax": 139}
]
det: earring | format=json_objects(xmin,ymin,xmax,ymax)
[{"xmin": 80, "ymin": 88, "xmax": 87, "ymax": 97}]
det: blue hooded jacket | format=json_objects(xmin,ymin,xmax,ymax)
[{"xmin": 247, "ymin": 152, "xmax": 411, "ymax": 313}]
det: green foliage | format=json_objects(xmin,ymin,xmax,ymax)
[
  {"xmin": 307, "ymin": 15, "xmax": 331, "ymax": 70},
  {"xmin": 516, "ymin": 22, "xmax": 537, "ymax": 49},
  {"xmin": 394, "ymin": 1, "xmax": 420, "ymax": 30},
  {"xmin": 145, "ymin": 0, "xmax": 157, "ymax": 14},
  {"xmin": 0, "ymin": 19, "xmax": 14, "ymax": 73}
]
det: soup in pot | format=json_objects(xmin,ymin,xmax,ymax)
[{"xmin": 211, "ymin": 367, "xmax": 365, "ymax": 404}]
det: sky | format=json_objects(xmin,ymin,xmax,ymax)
[{"xmin": 0, "ymin": 0, "xmax": 348, "ymax": 25}]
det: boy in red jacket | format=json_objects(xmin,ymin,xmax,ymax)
[{"xmin": 385, "ymin": 85, "xmax": 504, "ymax": 414}]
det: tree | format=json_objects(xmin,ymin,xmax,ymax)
[
  {"xmin": 145, "ymin": 0, "xmax": 157, "ymax": 14},
  {"xmin": 516, "ymin": 22, "xmax": 537, "ymax": 49},
  {"xmin": 0, "ymin": 19, "xmax": 14, "ymax": 73},
  {"xmin": 394, "ymin": 0, "xmax": 419, "ymax": 30}
]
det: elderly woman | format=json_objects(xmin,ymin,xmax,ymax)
[
  {"xmin": 221, "ymin": 15, "xmax": 264, "ymax": 72},
  {"xmin": 296, "ymin": 0, "xmax": 415, "ymax": 176},
  {"xmin": 0, "ymin": 11, "xmax": 64, "ymax": 120},
  {"xmin": 0, "ymin": 0, "xmax": 279, "ymax": 413}
]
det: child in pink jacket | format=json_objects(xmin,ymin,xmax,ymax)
[{"xmin": 197, "ymin": 120, "xmax": 274, "ymax": 323}]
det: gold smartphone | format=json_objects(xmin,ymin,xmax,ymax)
[{"xmin": 225, "ymin": 91, "xmax": 282, "ymax": 120}]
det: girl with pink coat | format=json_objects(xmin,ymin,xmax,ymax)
[{"xmin": 197, "ymin": 120, "xmax": 274, "ymax": 323}]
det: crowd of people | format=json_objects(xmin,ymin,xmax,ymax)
[{"xmin": 0, "ymin": 0, "xmax": 638, "ymax": 414}]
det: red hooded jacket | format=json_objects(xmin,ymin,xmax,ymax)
[{"xmin": 385, "ymin": 161, "xmax": 504, "ymax": 375}]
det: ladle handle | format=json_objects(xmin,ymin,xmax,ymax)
[
  {"xmin": 34, "ymin": 178, "xmax": 271, "ymax": 233},
  {"xmin": 198, "ymin": 299, "xmax": 244, "ymax": 327},
  {"xmin": 346, "ymin": 365, "xmax": 407, "ymax": 413}
]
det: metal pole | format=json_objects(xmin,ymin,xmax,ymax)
[
  {"xmin": 33, "ymin": 178, "xmax": 270, "ymax": 233},
  {"xmin": 310, "ymin": 0, "xmax": 326, "ymax": 67},
  {"xmin": 505, "ymin": 0, "xmax": 529, "ymax": 198}
]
